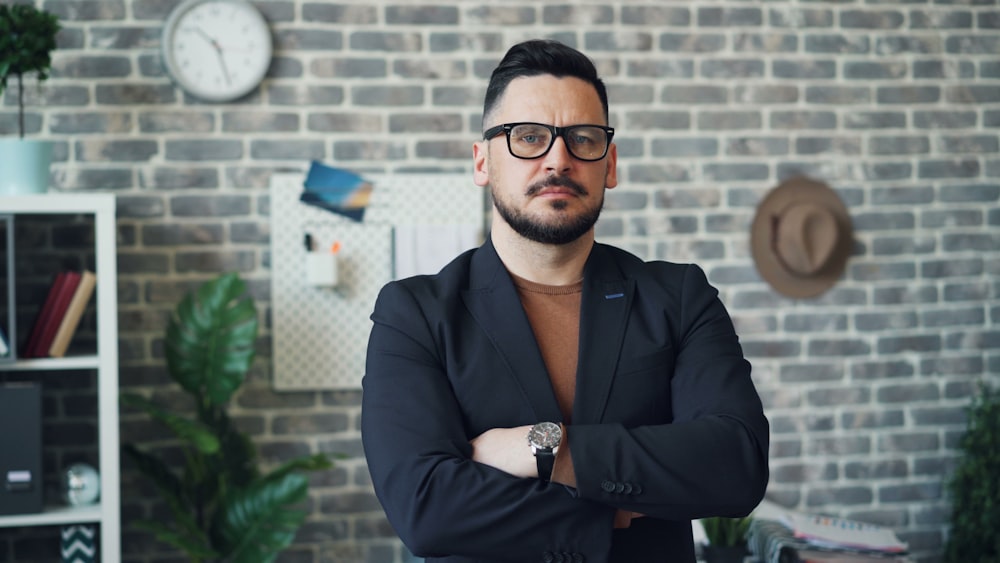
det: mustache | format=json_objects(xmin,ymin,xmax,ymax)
[{"xmin": 525, "ymin": 175, "xmax": 588, "ymax": 197}]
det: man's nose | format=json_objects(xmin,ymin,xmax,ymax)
[{"xmin": 543, "ymin": 135, "xmax": 573, "ymax": 173}]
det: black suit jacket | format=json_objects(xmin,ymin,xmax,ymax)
[{"xmin": 362, "ymin": 239, "xmax": 769, "ymax": 563}]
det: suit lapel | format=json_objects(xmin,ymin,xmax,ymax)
[
  {"xmin": 461, "ymin": 240, "xmax": 563, "ymax": 422},
  {"xmin": 574, "ymin": 245, "xmax": 633, "ymax": 424}
]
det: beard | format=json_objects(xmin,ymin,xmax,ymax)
[{"xmin": 492, "ymin": 175, "xmax": 604, "ymax": 245}]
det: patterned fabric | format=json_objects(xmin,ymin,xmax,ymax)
[{"xmin": 60, "ymin": 525, "xmax": 96, "ymax": 563}]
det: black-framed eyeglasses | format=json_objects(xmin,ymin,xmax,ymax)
[{"xmin": 483, "ymin": 122, "xmax": 615, "ymax": 162}]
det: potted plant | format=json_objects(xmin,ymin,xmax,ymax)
[
  {"xmin": 121, "ymin": 273, "xmax": 332, "ymax": 562},
  {"xmin": 0, "ymin": 3, "xmax": 60, "ymax": 195},
  {"xmin": 944, "ymin": 382, "xmax": 999, "ymax": 562},
  {"xmin": 700, "ymin": 516, "xmax": 752, "ymax": 563}
]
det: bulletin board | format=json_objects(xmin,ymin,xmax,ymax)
[{"xmin": 269, "ymin": 172, "xmax": 484, "ymax": 390}]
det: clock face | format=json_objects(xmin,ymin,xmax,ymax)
[{"xmin": 162, "ymin": 0, "xmax": 272, "ymax": 102}]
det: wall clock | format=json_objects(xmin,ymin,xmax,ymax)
[{"xmin": 161, "ymin": 0, "xmax": 273, "ymax": 102}]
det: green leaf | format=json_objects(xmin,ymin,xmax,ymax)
[
  {"xmin": 121, "ymin": 393, "xmax": 220, "ymax": 454},
  {"xmin": 212, "ymin": 473, "xmax": 311, "ymax": 562},
  {"xmin": 165, "ymin": 272, "xmax": 258, "ymax": 406}
]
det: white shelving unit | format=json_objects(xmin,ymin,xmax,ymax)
[{"xmin": 0, "ymin": 194, "xmax": 120, "ymax": 562}]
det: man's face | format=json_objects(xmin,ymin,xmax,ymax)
[{"xmin": 473, "ymin": 75, "xmax": 618, "ymax": 245}]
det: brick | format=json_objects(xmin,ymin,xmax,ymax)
[
  {"xmin": 771, "ymin": 462, "xmax": 838, "ymax": 483},
  {"xmin": 428, "ymin": 32, "xmax": 507, "ymax": 52},
  {"xmin": 877, "ymin": 334, "xmax": 942, "ymax": 354},
  {"xmin": 844, "ymin": 111, "xmax": 906, "ymax": 130},
  {"xmin": 47, "ymin": 1, "xmax": 126, "ymax": 20},
  {"xmin": 170, "ymin": 195, "xmax": 251, "ymax": 217},
  {"xmin": 655, "ymin": 188, "xmax": 720, "ymax": 210},
  {"xmin": 627, "ymin": 60, "xmax": 695, "ymax": 79},
  {"xmin": 946, "ymin": 84, "xmax": 1000, "ymax": 104},
  {"xmin": 841, "ymin": 10, "xmax": 905, "ymax": 29},
  {"xmin": 879, "ymin": 482, "xmax": 942, "ymax": 503},
  {"xmin": 943, "ymin": 281, "xmax": 991, "ymax": 302},
  {"xmin": 877, "ymin": 86, "xmax": 940, "ymax": 104},
  {"xmin": 771, "ymin": 440, "xmax": 803, "ymax": 459},
  {"xmin": 872, "ymin": 185, "xmax": 934, "ymax": 205},
  {"xmin": 806, "ymin": 86, "xmax": 871, "ymax": 105},
  {"xmin": 415, "ymin": 140, "xmax": 468, "ymax": 159},
  {"xmin": 864, "ymin": 163, "xmax": 913, "ymax": 181},
  {"xmin": 726, "ymin": 137, "xmax": 790, "ymax": 156},
  {"xmin": 910, "ymin": 10, "xmax": 974, "ymax": 29},
  {"xmin": 943, "ymin": 233, "xmax": 1000, "ymax": 253},
  {"xmin": 733, "ymin": 33, "xmax": 798, "ymax": 53},
  {"xmin": 626, "ymin": 163, "xmax": 692, "ymax": 183},
  {"xmin": 50, "ymin": 112, "xmax": 132, "ymax": 135},
  {"xmin": 142, "ymin": 224, "xmax": 224, "ymax": 246},
  {"xmin": 700, "ymin": 59, "xmax": 765, "ymax": 79},
  {"xmin": 852, "ymin": 211, "xmax": 916, "ymax": 231},
  {"xmin": 164, "ymin": 139, "xmax": 242, "ymax": 161},
  {"xmin": 661, "ymin": 86, "xmax": 728, "ymax": 105},
  {"xmin": 785, "ymin": 313, "xmax": 848, "ymax": 332},
  {"xmin": 73, "ymin": 139, "xmax": 156, "ymax": 162},
  {"xmin": 734, "ymin": 85, "xmax": 798, "ymax": 104},
  {"xmin": 809, "ymin": 339, "xmax": 872, "ymax": 357},
  {"xmin": 312, "ymin": 58, "xmax": 387, "ymax": 79},
  {"xmin": 222, "ymin": 112, "xmax": 299, "ymax": 133},
  {"xmin": 742, "ymin": 340, "xmax": 801, "ymax": 359},
  {"xmin": 389, "ymin": 114, "xmax": 463, "ymax": 133},
  {"xmin": 52, "ymin": 55, "xmax": 132, "ymax": 78},
  {"xmin": 659, "ymin": 33, "xmax": 726, "ymax": 53},
  {"xmin": 946, "ymin": 35, "xmax": 1000, "ymax": 54},
  {"xmin": 59, "ymin": 168, "xmax": 134, "ymax": 190},
  {"xmin": 912, "ymin": 406, "xmax": 967, "ymax": 427},
  {"xmin": 773, "ymin": 60, "xmax": 836, "ymax": 79},
  {"xmin": 275, "ymin": 29, "xmax": 344, "ymax": 51},
  {"xmin": 771, "ymin": 111, "xmax": 837, "ymax": 130},
  {"xmin": 807, "ymin": 437, "xmax": 872, "ymax": 457},
  {"xmin": 622, "ymin": 6, "xmax": 690, "ymax": 26},
  {"xmin": 302, "ymin": 4, "xmax": 378, "ymax": 24},
  {"xmin": 879, "ymin": 384, "xmax": 942, "ymax": 406},
  {"xmin": 841, "ymin": 410, "xmax": 905, "ymax": 429},
  {"xmin": 805, "ymin": 34, "xmax": 870, "ymax": 54},
  {"xmin": 913, "ymin": 59, "xmax": 976, "ymax": 79},
  {"xmin": 939, "ymin": 135, "xmax": 1000, "ymax": 154},
  {"xmin": 703, "ymin": 163, "xmax": 769, "ymax": 181},
  {"xmin": 796, "ymin": 136, "xmax": 861, "ymax": 155},
  {"xmin": 138, "ymin": 111, "xmax": 214, "ymax": 133},
  {"xmin": 918, "ymin": 159, "xmax": 981, "ymax": 179},
  {"xmin": 351, "ymin": 86, "xmax": 424, "ymax": 106},
  {"xmin": 333, "ymin": 141, "xmax": 408, "ymax": 161},
  {"xmin": 920, "ymin": 355, "xmax": 984, "ymax": 376},
  {"xmin": 393, "ymin": 59, "xmax": 467, "ymax": 80},
  {"xmin": 697, "ymin": 111, "xmax": 762, "ymax": 131},
  {"xmin": 652, "ymin": 138, "xmax": 718, "ymax": 157},
  {"xmin": 608, "ymin": 83, "xmax": 655, "ymax": 104},
  {"xmin": 96, "ymin": 84, "xmax": 177, "ymax": 105},
  {"xmin": 387, "ymin": 5, "xmax": 460, "ymax": 24},
  {"xmin": 870, "ymin": 135, "xmax": 930, "ymax": 155},
  {"xmin": 913, "ymin": 110, "xmax": 977, "ymax": 129},
  {"xmin": 625, "ymin": 111, "xmax": 690, "ymax": 130},
  {"xmin": 872, "ymin": 236, "xmax": 936, "ymax": 256},
  {"xmin": 844, "ymin": 460, "xmax": 908, "ymax": 480},
  {"xmin": 780, "ymin": 363, "xmax": 844, "ymax": 383},
  {"xmin": 874, "ymin": 36, "xmax": 942, "ymax": 55},
  {"xmin": 844, "ymin": 61, "xmax": 907, "ymax": 80}
]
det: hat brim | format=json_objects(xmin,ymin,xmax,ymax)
[{"xmin": 750, "ymin": 177, "xmax": 854, "ymax": 299}]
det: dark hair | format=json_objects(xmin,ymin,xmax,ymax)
[{"xmin": 482, "ymin": 39, "xmax": 609, "ymax": 128}]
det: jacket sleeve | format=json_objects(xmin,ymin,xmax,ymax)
[
  {"xmin": 361, "ymin": 280, "xmax": 616, "ymax": 561},
  {"xmin": 568, "ymin": 263, "xmax": 770, "ymax": 520}
]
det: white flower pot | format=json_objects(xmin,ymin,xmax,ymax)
[{"xmin": 0, "ymin": 138, "xmax": 52, "ymax": 195}]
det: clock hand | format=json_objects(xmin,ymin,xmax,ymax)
[{"xmin": 190, "ymin": 26, "xmax": 233, "ymax": 86}]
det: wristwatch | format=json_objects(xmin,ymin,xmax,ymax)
[{"xmin": 527, "ymin": 422, "xmax": 562, "ymax": 481}]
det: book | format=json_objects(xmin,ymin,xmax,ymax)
[
  {"xmin": 748, "ymin": 519, "xmax": 912, "ymax": 563},
  {"xmin": 22, "ymin": 272, "xmax": 70, "ymax": 358},
  {"xmin": 48, "ymin": 270, "xmax": 97, "ymax": 358},
  {"xmin": 27, "ymin": 271, "xmax": 82, "ymax": 358},
  {"xmin": 779, "ymin": 511, "xmax": 908, "ymax": 554}
]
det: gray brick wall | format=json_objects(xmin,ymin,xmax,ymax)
[{"xmin": 1, "ymin": 1, "xmax": 998, "ymax": 562}]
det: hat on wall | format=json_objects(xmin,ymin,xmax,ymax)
[{"xmin": 750, "ymin": 176, "xmax": 854, "ymax": 299}]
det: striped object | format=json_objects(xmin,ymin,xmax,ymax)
[{"xmin": 60, "ymin": 525, "xmax": 96, "ymax": 563}]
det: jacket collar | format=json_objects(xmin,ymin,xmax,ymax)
[{"xmin": 461, "ymin": 238, "xmax": 634, "ymax": 424}]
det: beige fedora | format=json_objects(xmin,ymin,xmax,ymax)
[{"xmin": 750, "ymin": 176, "xmax": 854, "ymax": 299}]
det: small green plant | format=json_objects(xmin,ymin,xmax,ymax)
[
  {"xmin": 122, "ymin": 273, "xmax": 332, "ymax": 563},
  {"xmin": 702, "ymin": 516, "xmax": 752, "ymax": 547},
  {"xmin": 0, "ymin": 3, "xmax": 60, "ymax": 138},
  {"xmin": 944, "ymin": 382, "xmax": 1000, "ymax": 563}
]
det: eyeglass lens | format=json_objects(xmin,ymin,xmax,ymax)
[{"xmin": 508, "ymin": 123, "xmax": 609, "ymax": 161}]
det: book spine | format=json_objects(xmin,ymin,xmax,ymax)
[
  {"xmin": 22, "ymin": 272, "xmax": 68, "ymax": 358},
  {"xmin": 30, "ymin": 271, "xmax": 82, "ymax": 358},
  {"xmin": 48, "ymin": 270, "xmax": 97, "ymax": 358}
]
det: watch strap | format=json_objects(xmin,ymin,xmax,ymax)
[{"xmin": 535, "ymin": 448, "xmax": 556, "ymax": 481}]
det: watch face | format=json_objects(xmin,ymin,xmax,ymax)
[
  {"xmin": 162, "ymin": 0, "xmax": 273, "ymax": 102},
  {"xmin": 528, "ymin": 422, "xmax": 562, "ymax": 449}
]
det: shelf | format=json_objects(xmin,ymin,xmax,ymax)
[
  {"xmin": 0, "ymin": 355, "xmax": 100, "ymax": 372},
  {"xmin": 0, "ymin": 503, "xmax": 102, "ymax": 528}
]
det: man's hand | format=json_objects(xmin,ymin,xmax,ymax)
[{"xmin": 470, "ymin": 425, "xmax": 536, "ymax": 478}]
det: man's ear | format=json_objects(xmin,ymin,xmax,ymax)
[
  {"xmin": 604, "ymin": 142, "xmax": 619, "ymax": 190},
  {"xmin": 473, "ymin": 141, "xmax": 490, "ymax": 187}
]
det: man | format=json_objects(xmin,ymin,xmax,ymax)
[{"xmin": 362, "ymin": 39, "xmax": 769, "ymax": 562}]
